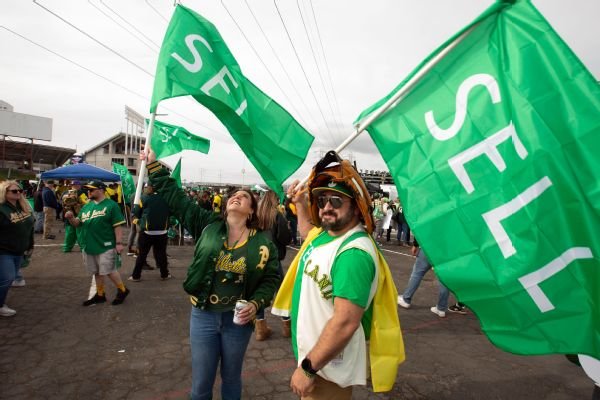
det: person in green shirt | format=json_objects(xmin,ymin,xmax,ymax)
[
  {"xmin": 141, "ymin": 149, "xmax": 280, "ymax": 400},
  {"xmin": 65, "ymin": 180, "xmax": 130, "ymax": 306}
]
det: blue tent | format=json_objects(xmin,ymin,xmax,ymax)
[{"xmin": 41, "ymin": 163, "xmax": 120, "ymax": 182}]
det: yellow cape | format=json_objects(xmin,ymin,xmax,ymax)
[{"xmin": 272, "ymin": 227, "xmax": 405, "ymax": 392}]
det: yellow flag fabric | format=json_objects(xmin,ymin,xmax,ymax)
[{"xmin": 272, "ymin": 227, "xmax": 405, "ymax": 392}]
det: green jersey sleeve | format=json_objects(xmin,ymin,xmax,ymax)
[
  {"xmin": 110, "ymin": 200, "xmax": 126, "ymax": 226},
  {"xmin": 331, "ymin": 248, "xmax": 376, "ymax": 308}
]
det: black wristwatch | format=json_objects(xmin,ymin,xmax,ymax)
[{"xmin": 301, "ymin": 357, "xmax": 318, "ymax": 378}]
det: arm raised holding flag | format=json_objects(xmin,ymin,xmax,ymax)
[
  {"xmin": 139, "ymin": 147, "xmax": 281, "ymax": 399},
  {"xmin": 146, "ymin": 4, "xmax": 314, "ymax": 200}
]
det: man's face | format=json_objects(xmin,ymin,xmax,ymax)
[
  {"xmin": 87, "ymin": 188, "xmax": 102, "ymax": 201},
  {"xmin": 317, "ymin": 190, "xmax": 357, "ymax": 232}
]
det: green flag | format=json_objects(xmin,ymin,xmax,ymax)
[
  {"xmin": 149, "ymin": 119, "xmax": 210, "ymax": 160},
  {"xmin": 112, "ymin": 163, "xmax": 136, "ymax": 202},
  {"xmin": 359, "ymin": 0, "xmax": 600, "ymax": 358},
  {"xmin": 150, "ymin": 5, "xmax": 314, "ymax": 198},
  {"xmin": 171, "ymin": 157, "xmax": 182, "ymax": 188}
]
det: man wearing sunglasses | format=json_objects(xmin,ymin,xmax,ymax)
[{"xmin": 274, "ymin": 151, "xmax": 403, "ymax": 399}]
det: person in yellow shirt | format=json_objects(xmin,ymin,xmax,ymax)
[{"xmin": 212, "ymin": 191, "xmax": 222, "ymax": 214}]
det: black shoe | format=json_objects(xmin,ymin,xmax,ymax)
[
  {"xmin": 83, "ymin": 294, "xmax": 107, "ymax": 306},
  {"xmin": 160, "ymin": 274, "xmax": 172, "ymax": 281},
  {"xmin": 142, "ymin": 263, "xmax": 155, "ymax": 270},
  {"xmin": 112, "ymin": 288, "xmax": 130, "ymax": 305},
  {"xmin": 448, "ymin": 304, "xmax": 467, "ymax": 314}
]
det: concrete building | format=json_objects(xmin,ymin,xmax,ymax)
[{"xmin": 83, "ymin": 132, "xmax": 145, "ymax": 178}]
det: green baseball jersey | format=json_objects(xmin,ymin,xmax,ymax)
[
  {"xmin": 206, "ymin": 241, "xmax": 248, "ymax": 312},
  {"xmin": 78, "ymin": 198, "xmax": 125, "ymax": 255}
]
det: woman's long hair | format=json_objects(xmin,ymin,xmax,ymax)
[
  {"xmin": 256, "ymin": 190, "xmax": 279, "ymax": 231},
  {"xmin": 0, "ymin": 180, "xmax": 32, "ymax": 211}
]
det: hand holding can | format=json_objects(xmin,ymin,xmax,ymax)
[{"xmin": 233, "ymin": 300, "xmax": 256, "ymax": 325}]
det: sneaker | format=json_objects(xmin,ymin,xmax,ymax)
[
  {"xmin": 448, "ymin": 304, "xmax": 467, "ymax": 314},
  {"xmin": 126, "ymin": 251, "xmax": 135, "ymax": 256},
  {"xmin": 397, "ymin": 295, "xmax": 411, "ymax": 309},
  {"xmin": 0, "ymin": 304, "xmax": 16, "ymax": 317},
  {"xmin": 44, "ymin": 235, "xmax": 56, "ymax": 240},
  {"xmin": 11, "ymin": 279, "xmax": 26, "ymax": 287},
  {"xmin": 83, "ymin": 294, "xmax": 107, "ymax": 306},
  {"xmin": 160, "ymin": 274, "xmax": 172, "ymax": 281},
  {"xmin": 127, "ymin": 276, "xmax": 141, "ymax": 282},
  {"xmin": 112, "ymin": 288, "xmax": 130, "ymax": 305},
  {"xmin": 430, "ymin": 306, "xmax": 446, "ymax": 318}
]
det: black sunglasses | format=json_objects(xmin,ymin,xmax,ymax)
[
  {"xmin": 8, "ymin": 189, "xmax": 23, "ymax": 194},
  {"xmin": 316, "ymin": 195, "xmax": 345, "ymax": 209}
]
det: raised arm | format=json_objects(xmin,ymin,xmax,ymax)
[
  {"xmin": 141, "ymin": 149, "xmax": 218, "ymax": 239},
  {"xmin": 286, "ymin": 180, "xmax": 312, "ymax": 240}
]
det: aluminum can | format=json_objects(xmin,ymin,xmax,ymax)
[{"xmin": 233, "ymin": 300, "xmax": 248, "ymax": 325}]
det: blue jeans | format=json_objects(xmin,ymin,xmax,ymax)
[
  {"xmin": 190, "ymin": 307, "xmax": 253, "ymax": 400},
  {"xmin": 0, "ymin": 254, "xmax": 22, "ymax": 306},
  {"xmin": 402, "ymin": 250, "xmax": 449, "ymax": 311},
  {"xmin": 34, "ymin": 211, "xmax": 44, "ymax": 232},
  {"xmin": 397, "ymin": 223, "xmax": 411, "ymax": 243}
]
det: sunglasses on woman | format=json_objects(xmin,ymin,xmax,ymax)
[
  {"xmin": 316, "ymin": 195, "xmax": 345, "ymax": 209},
  {"xmin": 8, "ymin": 189, "xmax": 23, "ymax": 194}
]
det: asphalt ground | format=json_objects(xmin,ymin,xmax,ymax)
[{"xmin": 0, "ymin": 228, "xmax": 593, "ymax": 400}]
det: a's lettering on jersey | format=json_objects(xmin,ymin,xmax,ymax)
[
  {"xmin": 304, "ymin": 259, "xmax": 333, "ymax": 300},
  {"xmin": 215, "ymin": 250, "xmax": 247, "ymax": 274},
  {"xmin": 80, "ymin": 207, "xmax": 108, "ymax": 222},
  {"xmin": 9, "ymin": 210, "xmax": 32, "ymax": 224}
]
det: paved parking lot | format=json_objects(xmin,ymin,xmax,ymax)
[{"xmin": 0, "ymin": 230, "xmax": 592, "ymax": 399}]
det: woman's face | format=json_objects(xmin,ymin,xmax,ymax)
[
  {"xmin": 226, "ymin": 191, "xmax": 254, "ymax": 217},
  {"xmin": 6, "ymin": 185, "xmax": 23, "ymax": 202}
]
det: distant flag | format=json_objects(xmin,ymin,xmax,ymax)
[
  {"xmin": 150, "ymin": 4, "xmax": 314, "ymax": 198},
  {"xmin": 149, "ymin": 119, "xmax": 210, "ymax": 160},
  {"xmin": 357, "ymin": 0, "xmax": 600, "ymax": 358},
  {"xmin": 112, "ymin": 163, "xmax": 136, "ymax": 202},
  {"xmin": 171, "ymin": 157, "xmax": 182, "ymax": 188}
]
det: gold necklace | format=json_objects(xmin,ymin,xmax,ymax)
[{"xmin": 227, "ymin": 226, "xmax": 247, "ymax": 250}]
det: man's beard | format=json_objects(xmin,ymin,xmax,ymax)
[{"xmin": 321, "ymin": 209, "xmax": 355, "ymax": 232}]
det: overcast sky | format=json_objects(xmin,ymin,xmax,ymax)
[{"xmin": 1, "ymin": 0, "xmax": 598, "ymax": 186}]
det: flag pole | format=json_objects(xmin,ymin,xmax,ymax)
[
  {"xmin": 133, "ymin": 112, "xmax": 156, "ymax": 206},
  {"xmin": 295, "ymin": 26, "xmax": 474, "ymax": 188}
]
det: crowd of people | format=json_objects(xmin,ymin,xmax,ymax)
[{"xmin": 1, "ymin": 149, "xmax": 597, "ymax": 400}]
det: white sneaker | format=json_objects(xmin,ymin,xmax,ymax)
[
  {"xmin": 0, "ymin": 305, "xmax": 16, "ymax": 317},
  {"xmin": 11, "ymin": 279, "xmax": 26, "ymax": 287},
  {"xmin": 430, "ymin": 306, "xmax": 446, "ymax": 318},
  {"xmin": 397, "ymin": 295, "xmax": 411, "ymax": 309}
]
